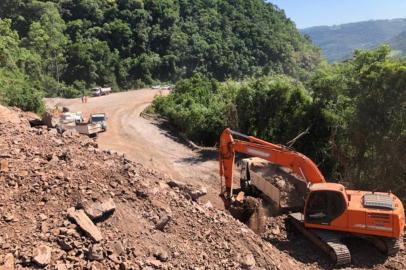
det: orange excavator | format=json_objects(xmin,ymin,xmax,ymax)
[{"xmin": 219, "ymin": 128, "xmax": 405, "ymax": 265}]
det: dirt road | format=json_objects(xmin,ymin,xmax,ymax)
[{"xmin": 46, "ymin": 89, "xmax": 223, "ymax": 208}]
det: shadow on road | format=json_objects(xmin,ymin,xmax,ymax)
[{"xmin": 147, "ymin": 116, "xmax": 218, "ymax": 164}]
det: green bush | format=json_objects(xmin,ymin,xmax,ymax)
[
  {"xmin": 153, "ymin": 74, "xmax": 312, "ymax": 146},
  {"xmin": 154, "ymin": 46, "xmax": 406, "ymax": 201},
  {"xmin": 0, "ymin": 69, "xmax": 44, "ymax": 113}
]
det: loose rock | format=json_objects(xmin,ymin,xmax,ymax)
[
  {"xmin": 0, "ymin": 160, "xmax": 8, "ymax": 172},
  {"xmin": 55, "ymin": 263, "xmax": 68, "ymax": 270},
  {"xmin": 240, "ymin": 253, "xmax": 256, "ymax": 269},
  {"xmin": 155, "ymin": 214, "xmax": 171, "ymax": 231},
  {"xmin": 83, "ymin": 197, "xmax": 116, "ymax": 220},
  {"xmin": 0, "ymin": 253, "xmax": 14, "ymax": 270},
  {"xmin": 91, "ymin": 261, "xmax": 108, "ymax": 270},
  {"xmin": 167, "ymin": 180, "xmax": 207, "ymax": 201},
  {"xmin": 88, "ymin": 244, "xmax": 104, "ymax": 261},
  {"xmin": 0, "ymin": 105, "xmax": 315, "ymax": 270},
  {"xmin": 67, "ymin": 208, "xmax": 103, "ymax": 242},
  {"xmin": 32, "ymin": 244, "xmax": 52, "ymax": 267}
]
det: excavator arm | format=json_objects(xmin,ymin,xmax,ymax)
[{"xmin": 219, "ymin": 128, "xmax": 326, "ymax": 198}]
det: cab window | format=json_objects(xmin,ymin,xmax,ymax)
[{"xmin": 305, "ymin": 191, "xmax": 346, "ymax": 225}]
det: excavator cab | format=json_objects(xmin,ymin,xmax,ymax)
[{"xmin": 305, "ymin": 189, "xmax": 347, "ymax": 225}]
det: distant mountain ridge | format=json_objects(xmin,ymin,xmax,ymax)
[
  {"xmin": 301, "ymin": 18, "xmax": 406, "ymax": 62},
  {"xmin": 390, "ymin": 31, "xmax": 406, "ymax": 53}
]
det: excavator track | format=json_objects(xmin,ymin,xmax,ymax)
[
  {"xmin": 384, "ymin": 238, "xmax": 400, "ymax": 255},
  {"xmin": 314, "ymin": 230, "xmax": 351, "ymax": 266},
  {"xmin": 287, "ymin": 213, "xmax": 351, "ymax": 266},
  {"xmin": 361, "ymin": 235, "xmax": 400, "ymax": 256}
]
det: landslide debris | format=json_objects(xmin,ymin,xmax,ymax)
[{"xmin": 0, "ymin": 105, "xmax": 304, "ymax": 269}]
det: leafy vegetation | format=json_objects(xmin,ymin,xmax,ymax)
[
  {"xmin": 302, "ymin": 18, "xmax": 406, "ymax": 62},
  {"xmin": 154, "ymin": 46, "xmax": 406, "ymax": 199},
  {"xmin": 0, "ymin": 19, "xmax": 44, "ymax": 113},
  {"xmin": 0, "ymin": 0, "xmax": 322, "ymax": 113},
  {"xmin": 153, "ymin": 74, "xmax": 241, "ymax": 143}
]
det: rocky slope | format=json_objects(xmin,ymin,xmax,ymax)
[{"xmin": 0, "ymin": 105, "xmax": 304, "ymax": 270}]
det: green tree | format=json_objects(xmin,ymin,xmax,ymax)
[
  {"xmin": 345, "ymin": 46, "xmax": 405, "ymax": 194},
  {"xmin": 25, "ymin": 1, "xmax": 68, "ymax": 85},
  {"xmin": 64, "ymin": 39, "xmax": 119, "ymax": 88},
  {"xmin": 0, "ymin": 19, "xmax": 44, "ymax": 113}
]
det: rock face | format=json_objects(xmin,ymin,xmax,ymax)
[{"xmin": 67, "ymin": 208, "xmax": 103, "ymax": 242}]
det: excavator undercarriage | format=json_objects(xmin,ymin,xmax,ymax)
[
  {"xmin": 287, "ymin": 213, "xmax": 400, "ymax": 266},
  {"xmin": 287, "ymin": 213, "xmax": 351, "ymax": 266}
]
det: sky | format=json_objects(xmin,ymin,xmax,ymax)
[{"xmin": 269, "ymin": 0, "xmax": 406, "ymax": 29}]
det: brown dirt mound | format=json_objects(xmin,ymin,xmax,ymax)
[{"xmin": 0, "ymin": 106, "xmax": 305, "ymax": 269}]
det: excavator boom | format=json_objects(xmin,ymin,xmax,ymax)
[{"xmin": 219, "ymin": 128, "xmax": 325, "ymax": 197}]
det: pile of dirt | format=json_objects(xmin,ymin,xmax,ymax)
[
  {"xmin": 246, "ymin": 158, "xmax": 305, "ymax": 210},
  {"xmin": 0, "ymin": 105, "xmax": 304, "ymax": 269}
]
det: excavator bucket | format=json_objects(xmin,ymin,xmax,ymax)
[
  {"xmin": 246, "ymin": 197, "xmax": 267, "ymax": 234},
  {"xmin": 228, "ymin": 196, "xmax": 267, "ymax": 234},
  {"xmin": 241, "ymin": 158, "xmax": 307, "ymax": 213}
]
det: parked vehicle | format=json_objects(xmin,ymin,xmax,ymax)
[
  {"xmin": 60, "ymin": 112, "xmax": 84, "ymax": 125},
  {"xmin": 90, "ymin": 113, "xmax": 108, "ymax": 131},
  {"xmin": 91, "ymin": 87, "xmax": 112, "ymax": 97},
  {"xmin": 75, "ymin": 123, "xmax": 103, "ymax": 137}
]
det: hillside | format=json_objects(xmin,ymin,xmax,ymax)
[
  {"xmin": 0, "ymin": 0, "xmax": 322, "ymax": 111},
  {"xmin": 390, "ymin": 31, "xmax": 406, "ymax": 53},
  {"xmin": 302, "ymin": 18, "xmax": 406, "ymax": 61}
]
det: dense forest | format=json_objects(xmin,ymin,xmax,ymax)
[
  {"xmin": 153, "ymin": 46, "xmax": 406, "ymax": 199},
  {"xmin": 0, "ymin": 0, "xmax": 322, "ymax": 112}
]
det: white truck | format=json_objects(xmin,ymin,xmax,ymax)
[
  {"xmin": 60, "ymin": 112, "xmax": 84, "ymax": 125},
  {"xmin": 91, "ymin": 86, "xmax": 112, "ymax": 97},
  {"xmin": 75, "ymin": 123, "xmax": 103, "ymax": 137},
  {"xmin": 90, "ymin": 113, "xmax": 108, "ymax": 132},
  {"xmin": 75, "ymin": 113, "xmax": 108, "ymax": 136}
]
